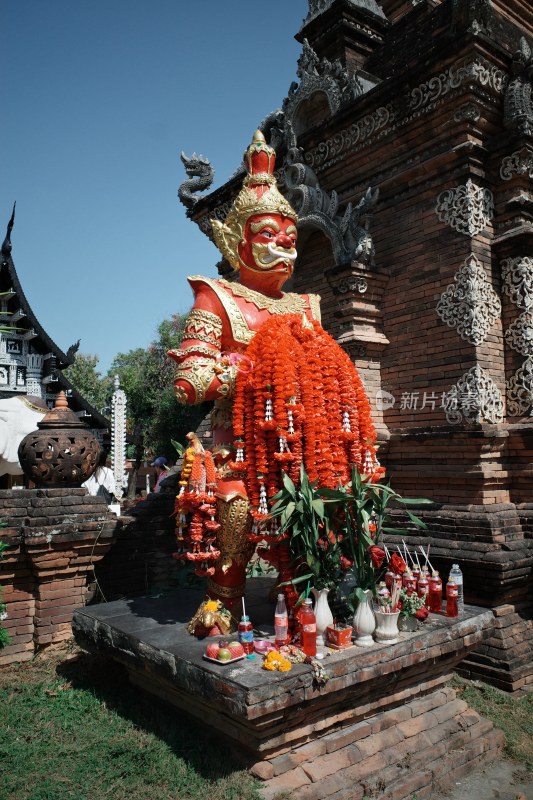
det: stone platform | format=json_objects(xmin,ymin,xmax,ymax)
[{"xmin": 72, "ymin": 579, "xmax": 505, "ymax": 800}]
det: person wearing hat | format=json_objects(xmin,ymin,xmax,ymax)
[{"xmin": 151, "ymin": 456, "xmax": 169, "ymax": 493}]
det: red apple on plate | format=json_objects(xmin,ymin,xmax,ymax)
[
  {"xmin": 205, "ymin": 642, "xmax": 220, "ymax": 659},
  {"xmin": 228, "ymin": 642, "xmax": 244, "ymax": 658}
]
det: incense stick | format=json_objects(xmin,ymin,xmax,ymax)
[{"xmin": 402, "ymin": 539, "xmax": 415, "ymax": 567}]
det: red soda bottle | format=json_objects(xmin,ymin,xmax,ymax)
[
  {"xmin": 446, "ymin": 578, "xmax": 459, "ymax": 618},
  {"xmin": 238, "ymin": 614, "xmax": 254, "ymax": 654},
  {"xmin": 428, "ymin": 571, "xmax": 443, "ymax": 613},
  {"xmin": 299, "ymin": 598, "xmax": 317, "ymax": 657},
  {"xmin": 292, "ymin": 603, "xmax": 303, "ymax": 644},
  {"xmin": 385, "ymin": 569, "xmax": 395, "ymax": 591},
  {"xmin": 417, "ymin": 572, "xmax": 429, "ymax": 604},
  {"xmin": 274, "ymin": 593, "xmax": 289, "ymax": 647},
  {"xmin": 402, "ymin": 571, "xmax": 417, "ymax": 595}
]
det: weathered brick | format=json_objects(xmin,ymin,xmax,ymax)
[
  {"xmin": 432, "ymin": 698, "xmax": 468, "ymax": 724},
  {"xmin": 397, "ymin": 710, "xmax": 438, "ymax": 738},
  {"xmin": 249, "ymin": 761, "xmax": 274, "ymax": 781},
  {"xmin": 323, "ymin": 720, "xmax": 372, "ymax": 753},
  {"xmin": 370, "ymin": 704, "xmax": 412, "ymax": 734},
  {"xmin": 258, "ymin": 767, "xmax": 310, "ymax": 800},
  {"xmin": 301, "ymin": 749, "xmax": 356, "ymax": 783}
]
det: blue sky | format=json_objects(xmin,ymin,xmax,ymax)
[{"xmin": 2, "ymin": 1, "xmax": 307, "ymax": 373}]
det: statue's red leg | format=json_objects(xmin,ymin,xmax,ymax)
[{"xmin": 206, "ymin": 478, "xmax": 254, "ymax": 620}]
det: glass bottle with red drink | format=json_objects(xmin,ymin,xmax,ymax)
[
  {"xmin": 417, "ymin": 571, "xmax": 429, "ymax": 604},
  {"xmin": 446, "ymin": 578, "xmax": 459, "ymax": 618},
  {"xmin": 428, "ymin": 571, "xmax": 443, "ymax": 613},
  {"xmin": 402, "ymin": 571, "xmax": 417, "ymax": 595},
  {"xmin": 274, "ymin": 593, "xmax": 289, "ymax": 647},
  {"xmin": 385, "ymin": 568, "xmax": 395, "ymax": 591},
  {"xmin": 299, "ymin": 598, "xmax": 317, "ymax": 657},
  {"xmin": 238, "ymin": 614, "xmax": 254, "ymax": 655}
]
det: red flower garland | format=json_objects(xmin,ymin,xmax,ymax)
[
  {"xmin": 232, "ymin": 314, "xmax": 383, "ymax": 521},
  {"xmin": 173, "ymin": 448, "xmax": 222, "ymax": 576}
]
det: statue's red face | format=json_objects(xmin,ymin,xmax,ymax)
[{"xmin": 238, "ymin": 214, "xmax": 297, "ymax": 280}]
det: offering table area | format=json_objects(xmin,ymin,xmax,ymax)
[{"xmin": 72, "ymin": 578, "xmax": 504, "ymax": 800}]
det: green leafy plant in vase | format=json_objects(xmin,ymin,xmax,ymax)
[{"xmin": 265, "ymin": 465, "xmax": 431, "ymax": 633}]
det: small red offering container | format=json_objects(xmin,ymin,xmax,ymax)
[{"xmin": 326, "ymin": 624, "xmax": 353, "ymax": 647}]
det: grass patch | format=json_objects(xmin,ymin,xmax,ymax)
[
  {"xmin": 451, "ymin": 674, "xmax": 533, "ymax": 768},
  {"xmin": 0, "ymin": 644, "xmax": 260, "ymax": 800}
]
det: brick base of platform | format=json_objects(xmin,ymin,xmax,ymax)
[
  {"xmin": 457, "ymin": 601, "xmax": 533, "ymax": 692},
  {"xmin": 73, "ymin": 579, "xmax": 505, "ymax": 800},
  {"xmin": 252, "ymin": 685, "xmax": 504, "ymax": 800}
]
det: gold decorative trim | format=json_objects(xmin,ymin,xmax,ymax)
[
  {"xmin": 216, "ymin": 365, "xmax": 237, "ymax": 399},
  {"xmin": 183, "ymin": 307, "xmax": 222, "ymax": 344},
  {"xmin": 174, "ymin": 344, "xmax": 220, "ymax": 360},
  {"xmin": 308, "ymin": 293, "xmax": 322, "ymax": 323},
  {"xmin": 207, "ymin": 580, "xmax": 247, "ymax": 599},
  {"xmin": 189, "ymin": 276, "xmax": 253, "ymax": 345},
  {"xmin": 217, "ymin": 464, "xmax": 247, "ymax": 480},
  {"xmin": 219, "ymin": 278, "xmax": 310, "ymax": 316},
  {"xmin": 215, "ymin": 495, "xmax": 252, "ymax": 558},
  {"xmin": 246, "ymin": 172, "xmax": 276, "ymax": 187},
  {"xmin": 174, "ymin": 361, "xmax": 216, "ymax": 403}
]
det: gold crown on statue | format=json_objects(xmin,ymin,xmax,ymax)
[{"xmin": 211, "ymin": 130, "xmax": 297, "ymax": 272}]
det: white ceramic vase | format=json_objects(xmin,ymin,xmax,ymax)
[
  {"xmin": 312, "ymin": 587, "xmax": 334, "ymax": 646},
  {"xmin": 373, "ymin": 609, "xmax": 400, "ymax": 645},
  {"xmin": 352, "ymin": 589, "xmax": 376, "ymax": 647}
]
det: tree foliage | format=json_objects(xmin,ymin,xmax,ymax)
[
  {"xmin": 64, "ymin": 316, "xmax": 209, "ymax": 476},
  {"xmin": 63, "ymin": 353, "xmax": 112, "ymax": 413},
  {"xmin": 109, "ymin": 314, "xmax": 209, "ymax": 463}
]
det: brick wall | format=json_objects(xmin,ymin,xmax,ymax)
[
  {"xmin": 0, "ymin": 488, "xmax": 116, "ymax": 664},
  {"xmin": 287, "ymin": 0, "xmax": 533, "ymax": 689}
]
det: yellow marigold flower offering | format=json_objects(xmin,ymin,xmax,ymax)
[{"xmin": 262, "ymin": 650, "xmax": 292, "ymax": 672}]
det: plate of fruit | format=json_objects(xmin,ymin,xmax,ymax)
[{"xmin": 203, "ymin": 639, "xmax": 246, "ymax": 664}]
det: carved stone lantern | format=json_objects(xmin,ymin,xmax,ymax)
[{"xmin": 18, "ymin": 391, "xmax": 101, "ymax": 487}]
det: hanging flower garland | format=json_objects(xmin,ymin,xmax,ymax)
[
  {"xmin": 173, "ymin": 437, "xmax": 221, "ymax": 577},
  {"xmin": 231, "ymin": 313, "xmax": 383, "ymax": 524}
]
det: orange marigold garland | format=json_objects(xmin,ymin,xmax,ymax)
[
  {"xmin": 232, "ymin": 314, "xmax": 383, "ymax": 529},
  {"xmin": 173, "ymin": 433, "xmax": 221, "ymax": 577}
]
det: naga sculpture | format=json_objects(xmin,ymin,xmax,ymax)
[
  {"xmin": 178, "ymin": 151, "xmax": 215, "ymax": 211},
  {"xmin": 285, "ymin": 144, "xmax": 379, "ymax": 266}
]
